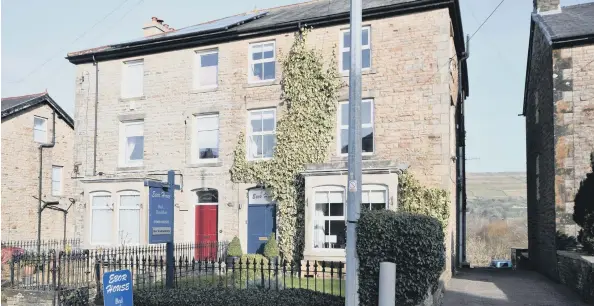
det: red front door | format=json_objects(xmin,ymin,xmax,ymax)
[{"xmin": 194, "ymin": 205, "xmax": 218, "ymax": 261}]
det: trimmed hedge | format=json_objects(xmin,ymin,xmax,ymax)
[
  {"xmin": 133, "ymin": 287, "xmax": 344, "ymax": 306},
  {"xmin": 357, "ymin": 210, "xmax": 445, "ymax": 306}
]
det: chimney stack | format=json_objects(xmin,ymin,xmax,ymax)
[
  {"xmin": 143, "ymin": 17, "xmax": 174, "ymax": 37},
  {"xmin": 533, "ymin": 0, "xmax": 561, "ymax": 14}
]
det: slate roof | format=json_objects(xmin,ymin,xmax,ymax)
[
  {"xmin": 1, "ymin": 92, "xmax": 74, "ymax": 128},
  {"xmin": 533, "ymin": 2, "xmax": 594, "ymax": 41},
  {"xmin": 67, "ymin": 0, "xmax": 461, "ymax": 60}
]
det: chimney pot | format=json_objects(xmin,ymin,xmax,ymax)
[{"xmin": 152, "ymin": 17, "xmax": 158, "ymax": 21}]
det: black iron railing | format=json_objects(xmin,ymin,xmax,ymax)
[{"xmin": 2, "ymin": 241, "xmax": 345, "ymax": 297}]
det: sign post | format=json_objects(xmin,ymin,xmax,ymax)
[
  {"xmin": 145, "ymin": 170, "xmax": 180, "ymax": 289},
  {"xmin": 102, "ymin": 269, "xmax": 133, "ymax": 306}
]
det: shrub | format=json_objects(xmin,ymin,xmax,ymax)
[
  {"xmin": 357, "ymin": 210, "xmax": 445, "ymax": 306},
  {"xmin": 398, "ymin": 171, "xmax": 450, "ymax": 233},
  {"xmin": 133, "ymin": 287, "xmax": 344, "ymax": 306},
  {"xmin": 263, "ymin": 233, "xmax": 279, "ymax": 259},
  {"xmin": 228, "ymin": 236, "xmax": 243, "ymax": 257},
  {"xmin": 573, "ymin": 153, "xmax": 594, "ymax": 232},
  {"xmin": 582, "ymin": 213, "xmax": 594, "ymax": 255},
  {"xmin": 556, "ymin": 230, "xmax": 578, "ymax": 251}
]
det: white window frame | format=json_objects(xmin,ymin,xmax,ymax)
[
  {"xmin": 312, "ymin": 185, "xmax": 346, "ymax": 251},
  {"xmin": 247, "ymin": 108, "xmax": 277, "ymax": 161},
  {"xmin": 337, "ymin": 99, "xmax": 374, "ymax": 156},
  {"xmin": 248, "ymin": 41, "xmax": 276, "ymax": 83},
  {"xmin": 117, "ymin": 190, "xmax": 141, "ymax": 246},
  {"xmin": 536, "ymin": 154, "xmax": 540, "ymax": 201},
  {"xmin": 361, "ymin": 184, "xmax": 389, "ymax": 210},
  {"xmin": 51, "ymin": 166, "xmax": 63, "ymax": 196},
  {"xmin": 90, "ymin": 191, "xmax": 113, "ymax": 246},
  {"xmin": 121, "ymin": 59, "xmax": 144, "ymax": 99},
  {"xmin": 34, "ymin": 116, "xmax": 47, "ymax": 143},
  {"xmin": 340, "ymin": 26, "xmax": 371, "ymax": 73},
  {"xmin": 119, "ymin": 120, "xmax": 144, "ymax": 167},
  {"xmin": 194, "ymin": 49, "xmax": 219, "ymax": 90},
  {"xmin": 193, "ymin": 114, "xmax": 219, "ymax": 163}
]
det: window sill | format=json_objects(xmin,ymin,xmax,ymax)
[
  {"xmin": 116, "ymin": 166, "xmax": 145, "ymax": 172},
  {"xmin": 190, "ymin": 87, "xmax": 218, "ymax": 94},
  {"xmin": 334, "ymin": 154, "xmax": 375, "ymax": 161},
  {"xmin": 244, "ymin": 80, "xmax": 279, "ymax": 88},
  {"xmin": 119, "ymin": 96, "xmax": 146, "ymax": 102},
  {"xmin": 340, "ymin": 68, "xmax": 377, "ymax": 78},
  {"xmin": 187, "ymin": 161, "xmax": 223, "ymax": 168},
  {"xmin": 247, "ymin": 158, "xmax": 273, "ymax": 162}
]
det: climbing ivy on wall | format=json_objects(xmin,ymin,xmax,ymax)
[
  {"xmin": 230, "ymin": 28, "xmax": 343, "ymax": 261},
  {"xmin": 398, "ymin": 171, "xmax": 450, "ymax": 232}
]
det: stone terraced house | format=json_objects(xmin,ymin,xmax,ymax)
[
  {"xmin": 66, "ymin": 0, "xmax": 469, "ymax": 276},
  {"xmin": 523, "ymin": 0, "xmax": 594, "ymax": 280},
  {"xmin": 1, "ymin": 92, "xmax": 75, "ymax": 243}
]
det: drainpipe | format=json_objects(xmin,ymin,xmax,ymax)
[
  {"xmin": 37, "ymin": 111, "xmax": 56, "ymax": 254},
  {"xmin": 456, "ymin": 35, "xmax": 470, "ymax": 268},
  {"xmin": 93, "ymin": 55, "xmax": 99, "ymax": 176}
]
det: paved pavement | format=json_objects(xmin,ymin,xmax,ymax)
[{"xmin": 442, "ymin": 268, "xmax": 588, "ymax": 306}]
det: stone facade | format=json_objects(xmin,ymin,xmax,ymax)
[
  {"xmin": 1, "ymin": 103, "xmax": 75, "ymax": 242},
  {"xmin": 69, "ymin": 7, "xmax": 463, "ymax": 280},
  {"xmin": 526, "ymin": 23, "xmax": 594, "ymax": 281}
]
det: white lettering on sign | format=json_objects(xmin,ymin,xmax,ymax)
[
  {"xmin": 105, "ymin": 272, "xmax": 131, "ymax": 294},
  {"xmin": 248, "ymin": 188, "xmax": 274, "ymax": 205},
  {"xmin": 151, "ymin": 190, "xmax": 171, "ymax": 199}
]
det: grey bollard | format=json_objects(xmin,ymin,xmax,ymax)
[{"xmin": 379, "ymin": 261, "xmax": 396, "ymax": 306}]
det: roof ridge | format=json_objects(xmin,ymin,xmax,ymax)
[
  {"xmin": 1, "ymin": 92, "xmax": 46, "ymax": 101},
  {"xmin": 562, "ymin": 1, "xmax": 594, "ymax": 9},
  {"xmin": 170, "ymin": 0, "xmax": 320, "ymax": 35}
]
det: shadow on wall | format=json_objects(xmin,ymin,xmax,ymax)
[{"xmin": 443, "ymin": 269, "xmax": 588, "ymax": 306}]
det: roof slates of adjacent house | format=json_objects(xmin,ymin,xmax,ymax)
[
  {"xmin": 535, "ymin": 2, "xmax": 594, "ymax": 41},
  {"xmin": 67, "ymin": 0, "xmax": 433, "ymax": 57},
  {"xmin": 1, "ymin": 92, "xmax": 74, "ymax": 128}
]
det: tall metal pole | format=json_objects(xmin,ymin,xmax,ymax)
[{"xmin": 346, "ymin": 0, "xmax": 362, "ymax": 305}]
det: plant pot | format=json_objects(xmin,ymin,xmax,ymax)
[{"xmin": 226, "ymin": 256, "xmax": 239, "ymax": 269}]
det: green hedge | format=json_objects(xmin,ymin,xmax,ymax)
[
  {"xmin": 133, "ymin": 287, "xmax": 344, "ymax": 306},
  {"xmin": 357, "ymin": 211, "xmax": 445, "ymax": 306}
]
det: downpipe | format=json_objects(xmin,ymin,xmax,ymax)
[{"xmin": 37, "ymin": 111, "xmax": 56, "ymax": 254}]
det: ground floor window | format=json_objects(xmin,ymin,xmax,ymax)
[
  {"xmin": 361, "ymin": 185, "xmax": 387, "ymax": 211},
  {"xmin": 313, "ymin": 188, "xmax": 346, "ymax": 249},
  {"xmin": 119, "ymin": 192, "xmax": 141, "ymax": 245},
  {"xmin": 91, "ymin": 193, "xmax": 113, "ymax": 245}
]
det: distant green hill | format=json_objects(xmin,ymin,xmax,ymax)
[{"xmin": 466, "ymin": 172, "xmax": 527, "ymax": 220}]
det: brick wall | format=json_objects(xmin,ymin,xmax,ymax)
[
  {"xmin": 70, "ymin": 8, "xmax": 462, "ymax": 276},
  {"xmin": 1, "ymin": 104, "xmax": 75, "ymax": 242}
]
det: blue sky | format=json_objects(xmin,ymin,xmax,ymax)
[{"xmin": 1, "ymin": 0, "xmax": 590, "ymax": 173}]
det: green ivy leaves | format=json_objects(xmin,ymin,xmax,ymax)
[{"xmin": 230, "ymin": 28, "xmax": 343, "ymax": 261}]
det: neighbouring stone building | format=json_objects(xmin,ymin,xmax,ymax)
[
  {"xmin": 1, "ymin": 92, "xmax": 75, "ymax": 243},
  {"xmin": 523, "ymin": 0, "xmax": 594, "ymax": 280},
  {"xmin": 65, "ymin": 0, "xmax": 469, "ymax": 276}
]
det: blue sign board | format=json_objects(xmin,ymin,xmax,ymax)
[
  {"xmin": 148, "ymin": 185, "xmax": 174, "ymax": 244},
  {"xmin": 103, "ymin": 269, "xmax": 133, "ymax": 306}
]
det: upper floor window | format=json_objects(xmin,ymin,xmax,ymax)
[
  {"xmin": 248, "ymin": 109, "xmax": 276, "ymax": 160},
  {"xmin": 119, "ymin": 121, "xmax": 144, "ymax": 167},
  {"xmin": 119, "ymin": 191, "xmax": 141, "ymax": 245},
  {"xmin": 34, "ymin": 116, "xmax": 47, "ymax": 143},
  {"xmin": 338, "ymin": 99, "xmax": 374, "ymax": 155},
  {"xmin": 340, "ymin": 26, "xmax": 371, "ymax": 72},
  {"xmin": 194, "ymin": 50, "xmax": 218, "ymax": 89},
  {"xmin": 121, "ymin": 59, "xmax": 144, "ymax": 98},
  {"xmin": 249, "ymin": 41, "xmax": 275, "ymax": 83},
  {"xmin": 195, "ymin": 114, "xmax": 219, "ymax": 162},
  {"xmin": 51, "ymin": 166, "xmax": 63, "ymax": 196}
]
